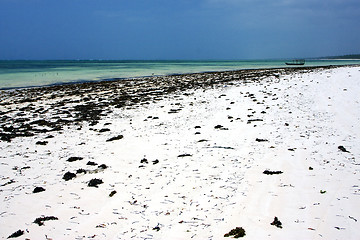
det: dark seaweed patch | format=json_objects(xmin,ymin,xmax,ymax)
[
  {"xmin": 109, "ymin": 190, "xmax": 117, "ymax": 197},
  {"xmin": 62, "ymin": 171, "xmax": 76, "ymax": 181},
  {"xmin": 87, "ymin": 161, "xmax": 97, "ymax": 166},
  {"xmin": 178, "ymin": 154, "xmax": 192, "ymax": 158},
  {"xmin": 263, "ymin": 170, "xmax": 283, "ymax": 175},
  {"xmin": 255, "ymin": 138, "xmax": 268, "ymax": 142},
  {"xmin": 76, "ymin": 168, "xmax": 87, "ymax": 174},
  {"xmin": 67, "ymin": 157, "xmax": 83, "ymax": 162},
  {"xmin": 338, "ymin": 145, "xmax": 349, "ymax": 152},
  {"xmin": 98, "ymin": 164, "xmax": 108, "ymax": 169},
  {"xmin": 271, "ymin": 216, "xmax": 282, "ymax": 228},
  {"xmin": 106, "ymin": 135, "xmax": 124, "ymax": 142},
  {"xmin": 34, "ymin": 216, "xmax": 58, "ymax": 226},
  {"xmin": 7, "ymin": 230, "xmax": 24, "ymax": 239},
  {"xmin": 88, "ymin": 178, "xmax": 103, "ymax": 187},
  {"xmin": 33, "ymin": 186, "xmax": 45, "ymax": 193},
  {"xmin": 224, "ymin": 227, "xmax": 246, "ymax": 238}
]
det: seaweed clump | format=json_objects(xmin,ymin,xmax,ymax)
[
  {"xmin": 88, "ymin": 178, "xmax": 103, "ymax": 187},
  {"xmin": 34, "ymin": 216, "xmax": 58, "ymax": 226},
  {"xmin": 270, "ymin": 216, "xmax": 283, "ymax": 228},
  {"xmin": 224, "ymin": 227, "xmax": 246, "ymax": 238},
  {"xmin": 7, "ymin": 229, "xmax": 24, "ymax": 238},
  {"xmin": 62, "ymin": 171, "xmax": 76, "ymax": 181},
  {"xmin": 263, "ymin": 170, "xmax": 283, "ymax": 175}
]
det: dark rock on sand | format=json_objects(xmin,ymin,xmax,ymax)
[
  {"xmin": 34, "ymin": 216, "xmax": 58, "ymax": 226},
  {"xmin": 270, "ymin": 216, "xmax": 283, "ymax": 228},
  {"xmin": 224, "ymin": 227, "xmax": 246, "ymax": 238},
  {"xmin": 7, "ymin": 229, "xmax": 24, "ymax": 239},
  {"xmin": 63, "ymin": 171, "xmax": 76, "ymax": 181},
  {"xmin": 263, "ymin": 170, "xmax": 283, "ymax": 175},
  {"xmin": 88, "ymin": 178, "xmax": 103, "ymax": 187},
  {"xmin": 67, "ymin": 157, "xmax": 83, "ymax": 162},
  {"xmin": 106, "ymin": 135, "xmax": 124, "ymax": 142},
  {"xmin": 33, "ymin": 186, "xmax": 45, "ymax": 193}
]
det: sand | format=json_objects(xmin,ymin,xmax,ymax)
[{"xmin": 1, "ymin": 65, "xmax": 359, "ymax": 239}]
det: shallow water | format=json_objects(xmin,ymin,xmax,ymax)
[{"xmin": 1, "ymin": 59, "xmax": 359, "ymax": 89}]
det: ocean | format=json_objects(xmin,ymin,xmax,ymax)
[{"xmin": 1, "ymin": 59, "xmax": 359, "ymax": 89}]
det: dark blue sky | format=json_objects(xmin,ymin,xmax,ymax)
[{"xmin": 1, "ymin": 0, "xmax": 359, "ymax": 60}]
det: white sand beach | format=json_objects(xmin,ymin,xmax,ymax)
[{"xmin": 1, "ymin": 66, "xmax": 359, "ymax": 239}]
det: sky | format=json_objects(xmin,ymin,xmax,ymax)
[{"xmin": 0, "ymin": 0, "xmax": 359, "ymax": 60}]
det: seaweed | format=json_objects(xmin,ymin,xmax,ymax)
[
  {"xmin": 270, "ymin": 216, "xmax": 282, "ymax": 228},
  {"xmin": 177, "ymin": 154, "xmax": 192, "ymax": 158},
  {"xmin": 106, "ymin": 135, "xmax": 123, "ymax": 142},
  {"xmin": 76, "ymin": 168, "xmax": 87, "ymax": 174},
  {"xmin": 224, "ymin": 227, "xmax": 246, "ymax": 238},
  {"xmin": 338, "ymin": 145, "xmax": 349, "ymax": 152},
  {"xmin": 87, "ymin": 161, "xmax": 97, "ymax": 166},
  {"xmin": 109, "ymin": 190, "xmax": 117, "ymax": 197},
  {"xmin": 34, "ymin": 216, "xmax": 58, "ymax": 226},
  {"xmin": 98, "ymin": 164, "xmax": 108, "ymax": 169},
  {"xmin": 255, "ymin": 138, "xmax": 268, "ymax": 142},
  {"xmin": 67, "ymin": 157, "xmax": 83, "ymax": 162},
  {"xmin": 33, "ymin": 186, "xmax": 45, "ymax": 193},
  {"xmin": 36, "ymin": 141, "xmax": 48, "ymax": 145},
  {"xmin": 263, "ymin": 170, "xmax": 283, "ymax": 175},
  {"xmin": 7, "ymin": 229, "xmax": 24, "ymax": 238},
  {"xmin": 62, "ymin": 171, "xmax": 76, "ymax": 181},
  {"xmin": 88, "ymin": 178, "xmax": 103, "ymax": 187}
]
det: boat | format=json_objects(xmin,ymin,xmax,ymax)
[{"xmin": 285, "ymin": 59, "xmax": 305, "ymax": 65}]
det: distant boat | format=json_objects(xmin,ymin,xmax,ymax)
[{"xmin": 285, "ymin": 59, "xmax": 305, "ymax": 65}]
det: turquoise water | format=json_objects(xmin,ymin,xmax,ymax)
[{"xmin": 1, "ymin": 59, "xmax": 359, "ymax": 89}]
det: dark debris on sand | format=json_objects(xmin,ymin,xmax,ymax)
[
  {"xmin": 0, "ymin": 65, "xmax": 349, "ymax": 142},
  {"xmin": 106, "ymin": 135, "xmax": 124, "ymax": 142},
  {"xmin": 338, "ymin": 145, "xmax": 349, "ymax": 152},
  {"xmin": 33, "ymin": 186, "xmax": 45, "ymax": 193},
  {"xmin": 67, "ymin": 157, "xmax": 83, "ymax": 162},
  {"xmin": 7, "ymin": 229, "xmax": 24, "ymax": 239},
  {"xmin": 224, "ymin": 227, "xmax": 246, "ymax": 238},
  {"xmin": 263, "ymin": 170, "xmax": 283, "ymax": 175},
  {"xmin": 271, "ymin": 216, "xmax": 283, "ymax": 228},
  {"xmin": 62, "ymin": 171, "xmax": 76, "ymax": 181},
  {"xmin": 33, "ymin": 216, "xmax": 58, "ymax": 226},
  {"xmin": 88, "ymin": 178, "xmax": 103, "ymax": 187}
]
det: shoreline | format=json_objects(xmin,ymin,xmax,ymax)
[
  {"xmin": 1, "ymin": 65, "xmax": 357, "ymax": 143},
  {"xmin": 1, "ymin": 65, "xmax": 359, "ymax": 239},
  {"xmin": 1, "ymin": 63, "xmax": 359, "ymax": 91}
]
